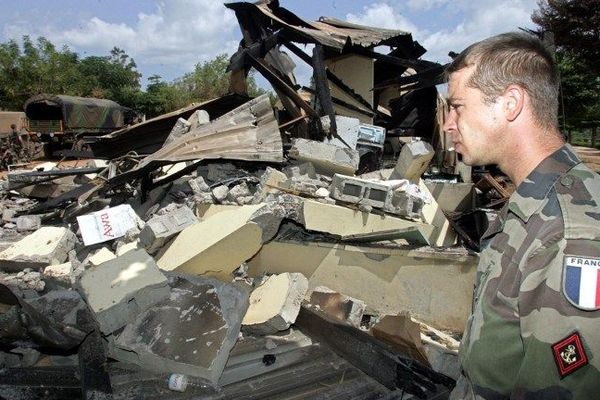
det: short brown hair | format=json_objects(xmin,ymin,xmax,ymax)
[{"xmin": 446, "ymin": 32, "xmax": 559, "ymax": 131}]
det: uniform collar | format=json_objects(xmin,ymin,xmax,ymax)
[{"xmin": 507, "ymin": 144, "xmax": 580, "ymax": 223}]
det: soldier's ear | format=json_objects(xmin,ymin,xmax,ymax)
[{"xmin": 503, "ymin": 85, "xmax": 524, "ymax": 122}]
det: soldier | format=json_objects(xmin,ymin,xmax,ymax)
[{"xmin": 444, "ymin": 32, "xmax": 600, "ymax": 398}]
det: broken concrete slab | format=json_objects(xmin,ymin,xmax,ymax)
[
  {"xmin": 308, "ymin": 286, "xmax": 366, "ymax": 327},
  {"xmin": 389, "ymin": 140, "xmax": 435, "ymax": 182},
  {"xmin": 242, "ymin": 273, "xmax": 308, "ymax": 334},
  {"xmin": 188, "ymin": 175, "xmax": 211, "ymax": 195},
  {"xmin": 0, "ymin": 227, "xmax": 77, "ymax": 272},
  {"xmin": 139, "ymin": 205, "xmax": 199, "ymax": 254},
  {"xmin": 248, "ymin": 240, "xmax": 476, "ymax": 332},
  {"xmin": 76, "ymin": 204, "xmax": 139, "ymax": 246},
  {"xmin": 77, "ymin": 249, "xmax": 170, "ymax": 334},
  {"xmin": 288, "ymin": 138, "xmax": 359, "ymax": 176},
  {"xmin": 110, "ymin": 273, "xmax": 249, "ymax": 385},
  {"xmin": 157, "ymin": 204, "xmax": 266, "ymax": 281},
  {"xmin": 301, "ymin": 200, "xmax": 433, "ymax": 244}
]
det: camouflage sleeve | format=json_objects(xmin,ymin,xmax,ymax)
[{"xmin": 514, "ymin": 237, "xmax": 600, "ymax": 398}]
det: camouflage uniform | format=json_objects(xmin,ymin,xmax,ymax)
[{"xmin": 451, "ymin": 145, "xmax": 600, "ymax": 399}]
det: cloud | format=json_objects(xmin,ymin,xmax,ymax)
[
  {"xmin": 421, "ymin": 0, "xmax": 538, "ymax": 63},
  {"xmin": 342, "ymin": 0, "xmax": 539, "ymax": 65},
  {"xmin": 3, "ymin": 0, "xmax": 240, "ymax": 82},
  {"xmin": 346, "ymin": 3, "xmax": 420, "ymax": 34}
]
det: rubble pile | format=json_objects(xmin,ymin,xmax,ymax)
[{"xmin": 0, "ymin": 2, "xmax": 514, "ymax": 398}]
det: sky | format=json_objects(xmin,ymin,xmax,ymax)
[{"xmin": 0, "ymin": 0, "xmax": 540, "ymax": 89}]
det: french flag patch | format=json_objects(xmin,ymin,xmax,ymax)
[{"xmin": 563, "ymin": 256, "xmax": 600, "ymax": 311}]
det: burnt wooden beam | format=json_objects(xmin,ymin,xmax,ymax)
[
  {"xmin": 247, "ymin": 53, "xmax": 318, "ymax": 118},
  {"xmin": 302, "ymin": 87, "xmax": 375, "ymax": 117},
  {"xmin": 295, "ymin": 306, "xmax": 455, "ymax": 399},
  {"xmin": 283, "ymin": 40, "xmax": 376, "ymax": 113},
  {"xmin": 349, "ymin": 45, "xmax": 440, "ymax": 71},
  {"xmin": 311, "ymin": 44, "xmax": 337, "ymax": 140}
]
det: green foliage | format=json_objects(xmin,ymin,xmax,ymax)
[
  {"xmin": 174, "ymin": 54, "xmax": 269, "ymax": 103},
  {"xmin": 532, "ymin": 0, "xmax": 600, "ymax": 128},
  {"xmin": 0, "ymin": 36, "xmax": 271, "ymax": 119}
]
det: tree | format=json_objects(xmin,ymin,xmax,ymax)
[
  {"xmin": 532, "ymin": 0, "xmax": 600, "ymax": 75},
  {"xmin": 78, "ymin": 47, "xmax": 142, "ymax": 108},
  {"xmin": 0, "ymin": 36, "xmax": 83, "ymax": 110},
  {"xmin": 532, "ymin": 1, "xmax": 600, "ymax": 128},
  {"xmin": 174, "ymin": 54, "xmax": 268, "ymax": 102}
]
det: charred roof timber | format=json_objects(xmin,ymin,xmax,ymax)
[{"xmin": 226, "ymin": 0, "xmax": 446, "ymax": 141}]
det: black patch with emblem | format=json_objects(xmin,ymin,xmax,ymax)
[{"xmin": 551, "ymin": 332, "xmax": 588, "ymax": 378}]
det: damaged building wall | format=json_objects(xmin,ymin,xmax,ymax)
[
  {"xmin": 247, "ymin": 241, "xmax": 477, "ymax": 332},
  {"xmin": 325, "ymin": 54, "xmax": 375, "ymax": 124}
]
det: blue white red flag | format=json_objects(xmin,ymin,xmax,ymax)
[{"xmin": 563, "ymin": 256, "xmax": 600, "ymax": 311}]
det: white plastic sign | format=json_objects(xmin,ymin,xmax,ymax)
[{"xmin": 77, "ymin": 204, "xmax": 138, "ymax": 246}]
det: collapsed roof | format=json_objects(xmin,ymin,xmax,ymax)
[{"xmin": 226, "ymin": 0, "xmax": 445, "ymax": 141}]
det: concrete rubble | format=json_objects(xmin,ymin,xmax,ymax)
[
  {"xmin": 242, "ymin": 272, "xmax": 309, "ymax": 334},
  {"xmin": 0, "ymin": 2, "xmax": 507, "ymax": 397}
]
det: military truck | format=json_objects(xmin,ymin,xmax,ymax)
[{"xmin": 24, "ymin": 94, "xmax": 137, "ymax": 157}]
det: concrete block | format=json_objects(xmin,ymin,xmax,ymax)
[
  {"xmin": 110, "ymin": 273, "xmax": 249, "ymax": 385},
  {"xmin": 157, "ymin": 204, "xmax": 266, "ymax": 281},
  {"xmin": 139, "ymin": 205, "xmax": 199, "ymax": 254},
  {"xmin": 309, "ymin": 286, "xmax": 366, "ymax": 327},
  {"xmin": 0, "ymin": 227, "xmax": 77, "ymax": 272},
  {"xmin": 248, "ymin": 240, "xmax": 477, "ymax": 332},
  {"xmin": 386, "ymin": 190, "xmax": 425, "ymax": 219},
  {"xmin": 187, "ymin": 109, "xmax": 210, "ymax": 130},
  {"xmin": 288, "ymin": 138, "xmax": 359, "ymax": 176},
  {"xmin": 282, "ymin": 162, "xmax": 317, "ymax": 180},
  {"xmin": 164, "ymin": 117, "xmax": 191, "ymax": 146},
  {"xmin": 43, "ymin": 262, "xmax": 73, "ymax": 286},
  {"xmin": 330, "ymin": 174, "xmax": 391, "ymax": 209},
  {"xmin": 16, "ymin": 215, "xmax": 42, "ymax": 232},
  {"xmin": 78, "ymin": 249, "xmax": 170, "ymax": 334},
  {"xmin": 253, "ymin": 167, "xmax": 287, "ymax": 202},
  {"xmin": 390, "ymin": 141, "xmax": 435, "ymax": 182},
  {"xmin": 242, "ymin": 273, "xmax": 308, "ymax": 334},
  {"xmin": 301, "ymin": 200, "xmax": 433, "ymax": 244},
  {"xmin": 212, "ymin": 185, "xmax": 229, "ymax": 202}
]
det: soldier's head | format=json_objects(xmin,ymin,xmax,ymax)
[
  {"xmin": 446, "ymin": 31, "xmax": 559, "ymax": 131},
  {"xmin": 443, "ymin": 32, "xmax": 561, "ymax": 167},
  {"xmin": 10, "ymin": 124, "xmax": 16, "ymax": 131}
]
